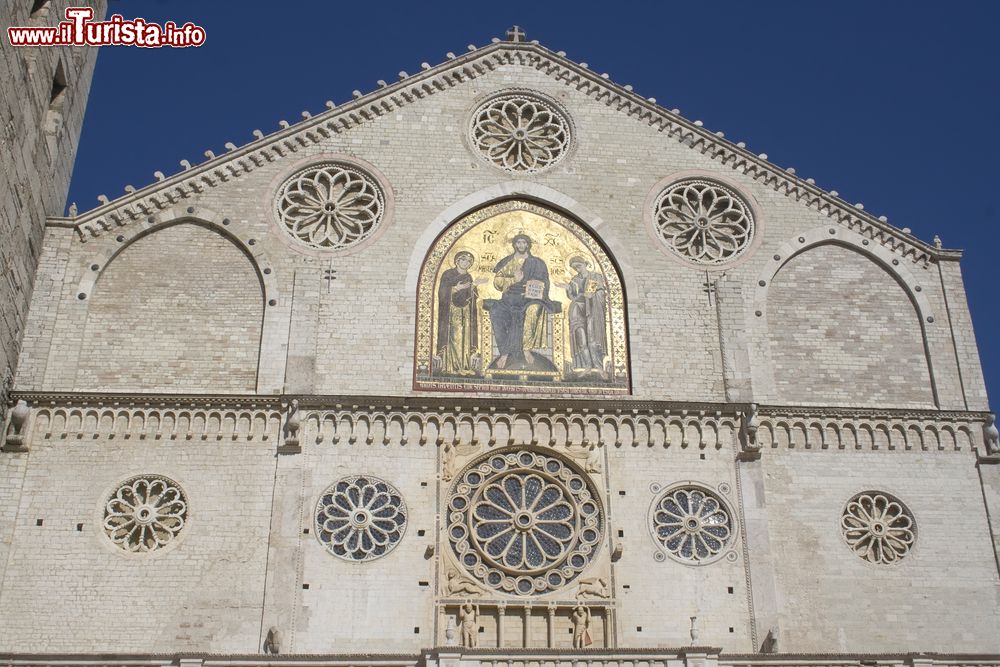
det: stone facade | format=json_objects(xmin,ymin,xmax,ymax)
[
  {"xmin": 2, "ymin": 27, "xmax": 999, "ymax": 663},
  {"xmin": 0, "ymin": 0, "xmax": 104, "ymax": 417}
]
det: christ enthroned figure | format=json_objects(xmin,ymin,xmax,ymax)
[{"xmin": 483, "ymin": 234, "xmax": 562, "ymax": 371}]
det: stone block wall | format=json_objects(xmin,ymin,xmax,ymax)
[
  {"xmin": 762, "ymin": 448, "xmax": 1000, "ymax": 652},
  {"xmin": 75, "ymin": 222, "xmax": 264, "ymax": 392},
  {"xmin": 0, "ymin": 0, "xmax": 104, "ymax": 412}
]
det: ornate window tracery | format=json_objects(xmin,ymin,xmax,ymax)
[
  {"xmin": 447, "ymin": 449, "xmax": 603, "ymax": 595},
  {"xmin": 315, "ymin": 476, "xmax": 408, "ymax": 562},
  {"xmin": 274, "ymin": 162, "xmax": 385, "ymax": 251},
  {"xmin": 650, "ymin": 485, "xmax": 734, "ymax": 565},
  {"xmin": 840, "ymin": 491, "xmax": 915, "ymax": 564},
  {"xmin": 103, "ymin": 475, "xmax": 188, "ymax": 553},
  {"xmin": 469, "ymin": 93, "xmax": 571, "ymax": 173},
  {"xmin": 652, "ymin": 179, "xmax": 755, "ymax": 265}
]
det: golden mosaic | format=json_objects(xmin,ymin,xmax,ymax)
[{"xmin": 415, "ymin": 200, "xmax": 629, "ymax": 393}]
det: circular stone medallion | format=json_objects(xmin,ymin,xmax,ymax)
[
  {"xmin": 316, "ymin": 476, "xmax": 408, "ymax": 562},
  {"xmin": 652, "ymin": 179, "xmax": 755, "ymax": 266},
  {"xmin": 469, "ymin": 93, "xmax": 571, "ymax": 173},
  {"xmin": 448, "ymin": 449, "xmax": 603, "ymax": 596},
  {"xmin": 840, "ymin": 491, "xmax": 915, "ymax": 564},
  {"xmin": 103, "ymin": 474, "xmax": 188, "ymax": 553},
  {"xmin": 650, "ymin": 484, "xmax": 735, "ymax": 565},
  {"xmin": 274, "ymin": 162, "xmax": 385, "ymax": 251}
]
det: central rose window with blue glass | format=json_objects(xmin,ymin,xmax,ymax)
[{"xmin": 447, "ymin": 449, "xmax": 603, "ymax": 596}]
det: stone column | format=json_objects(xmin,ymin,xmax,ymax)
[
  {"xmin": 546, "ymin": 603, "xmax": 556, "ymax": 648},
  {"xmin": 497, "ymin": 602, "xmax": 506, "ymax": 648},
  {"xmin": 523, "ymin": 604, "xmax": 532, "ymax": 648}
]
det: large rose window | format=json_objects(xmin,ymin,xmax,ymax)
[
  {"xmin": 103, "ymin": 475, "xmax": 188, "ymax": 553},
  {"xmin": 448, "ymin": 450, "xmax": 603, "ymax": 596},
  {"xmin": 469, "ymin": 93, "xmax": 571, "ymax": 173},
  {"xmin": 315, "ymin": 476, "xmax": 408, "ymax": 562},
  {"xmin": 652, "ymin": 179, "xmax": 755, "ymax": 265},
  {"xmin": 841, "ymin": 491, "xmax": 915, "ymax": 565},
  {"xmin": 275, "ymin": 162, "xmax": 385, "ymax": 251},
  {"xmin": 650, "ymin": 485, "xmax": 734, "ymax": 565}
]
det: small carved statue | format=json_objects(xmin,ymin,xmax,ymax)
[
  {"xmin": 444, "ymin": 617, "xmax": 458, "ymax": 646},
  {"xmin": 576, "ymin": 576, "xmax": 609, "ymax": 599},
  {"xmin": 760, "ymin": 628, "xmax": 778, "ymax": 653},
  {"xmin": 689, "ymin": 615, "xmax": 699, "ymax": 644},
  {"xmin": 284, "ymin": 399, "xmax": 301, "ymax": 448},
  {"xmin": 571, "ymin": 604, "xmax": 592, "ymax": 648},
  {"xmin": 441, "ymin": 443, "xmax": 457, "ymax": 482},
  {"xmin": 739, "ymin": 403, "xmax": 760, "ymax": 460},
  {"xmin": 446, "ymin": 571, "xmax": 481, "ymax": 597},
  {"xmin": 743, "ymin": 403, "xmax": 759, "ymax": 444},
  {"xmin": 459, "ymin": 601, "xmax": 479, "ymax": 648},
  {"xmin": 984, "ymin": 414, "xmax": 1000, "ymax": 456},
  {"xmin": 68, "ymin": 202, "xmax": 78, "ymax": 217},
  {"xmin": 263, "ymin": 627, "xmax": 281, "ymax": 654},
  {"xmin": 585, "ymin": 443, "xmax": 603, "ymax": 473},
  {"xmin": 4, "ymin": 399, "xmax": 31, "ymax": 451}
]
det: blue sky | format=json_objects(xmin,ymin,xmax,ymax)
[{"xmin": 66, "ymin": 0, "xmax": 998, "ymax": 407}]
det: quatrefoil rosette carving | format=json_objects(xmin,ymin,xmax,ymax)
[
  {"xmin": 274, "ymin": 162, "xmax": 385, "ymax": 251},
  {"xmin": 315, "ymin": 476, "xmax": 408, "ymax": 562},
  {"xmin": 447, "ymin": 449, "xmax": 603, "ymax": 596},
  {"xmin": 651, "ymin": 179, "xmax": 755, "ymax": 266},
  {"xmin": 469, "ymin": 92, "xmax": 572, "ymax": 173},
  {"xmin": 649, "ymin": 484, "xmax": 735, "ymax": 565},
  {"xmin": 840, "ymin": 491, "xmax": 916, "ymax": 565},
  {"xmin": 103, "ymin": 475, "xmax": 188, "ymax": 553}
]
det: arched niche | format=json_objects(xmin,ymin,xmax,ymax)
[
  {"xmin": 414, "ymin": 199, "xmax": 630, "ymax": 394},
  {"xmin": 75, "ymin": 221, "xmax": 264, "ymax": 393},
  {"xmin": 763, "ymin": 242, "xmax": 934, "ymax": 408}
]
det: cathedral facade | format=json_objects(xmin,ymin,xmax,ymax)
[{"xmin": 2, "ymin": 14, "xmax": 1000, "ymax": 666}]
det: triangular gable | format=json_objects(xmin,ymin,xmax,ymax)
[{"xmin": 61, "ymin": 33, "xmax": 951, "ymax": 266}]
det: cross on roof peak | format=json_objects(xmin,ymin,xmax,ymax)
[{"xmin": 506, "ymin": 25, "xmax": 526, "ymax": 43}]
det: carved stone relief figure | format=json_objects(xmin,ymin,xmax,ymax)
[
  {"xmin": 576, "ymin": 577, "xmax": 609, "ymax": 599},
  {"xmin": 459, "ymin": 601, "xmax": 479, "ymax": 648},
  {"xmin": 445, "ymin": 570, "xmax": 482, "ymax": 597},
  {"xmin": 572, "ymin": 605, "xmax": 592, "ymax": 648},
  {"xmin": 441, "ymin": 443, "xmax": 458, "ymax": 482}
]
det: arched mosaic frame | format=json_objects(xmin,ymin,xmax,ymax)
[{"xmin": 413, "ymin": 198, "xmax": 630, "ymax": 394}]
